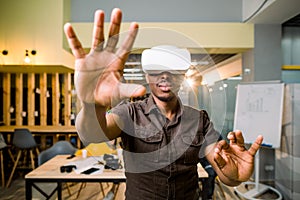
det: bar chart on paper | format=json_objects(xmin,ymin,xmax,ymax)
[{"xmin": 234, "ymin": 82, "xmax": 284, "ymax": 148}]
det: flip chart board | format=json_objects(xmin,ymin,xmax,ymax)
[{"xmin": 233, "ymin": 83, "xmax": 284, "ymax": 148}]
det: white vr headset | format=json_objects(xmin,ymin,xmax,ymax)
[{"xmin": 141, "ymin": 45, "xmax": 191, "ymax": 74}]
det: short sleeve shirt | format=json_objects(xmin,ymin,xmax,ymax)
[{"xmin": 111, "ymin": 95, "xmax": 220, "ymax": 200}]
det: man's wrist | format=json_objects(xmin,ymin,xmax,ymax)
[{"xmin": 82, "ymin": 102, "xmax": 108, "ymax": 112}]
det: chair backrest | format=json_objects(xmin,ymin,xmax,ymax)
[
  {"xmin": 0, "ymin": 133, "xmax": 7, "ymax": 149},
  {"xmin": 38, "ymin": 141, "xmax": 78, "ymax": 166},
  {"xmin": 13, "ymin": 129, "xmax": 37, "ymax": 149}
]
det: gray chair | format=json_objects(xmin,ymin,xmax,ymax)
[
  {"xmin": 38, "ymin": 140, "xmax": 77, "ymax": 166},
  {"xmin": 6, "ymin": 128, "xmax": 40, "ymax": 187},
  {"xmin": 0, "ymin": 133, "xmax": 7, "ymax": 187},
  {"xmin": 37, "ymin": 141, "xmax": 78, "ymax": 199}
]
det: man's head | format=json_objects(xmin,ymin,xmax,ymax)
[{"xmin": 141, "ymin": 45, "xmax": 191, "ymax": 102}]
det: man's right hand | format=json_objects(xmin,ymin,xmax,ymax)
[{"xmin": 64, "ymin": 8, "xmax": 146, "ymax": 107}]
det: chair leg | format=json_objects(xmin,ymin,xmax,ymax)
[
  {"xmin": 113, "ymin": 183, "xmax": 120, "ymax": 200},
  {"xmin": 29, "ymin": 150, "xmax": 35, "ymax": 169},
  {"xmin": 65, "ymin": 183, "xmax": 72, "ymax": 196},
  {"xmin": 1, "ymin": 151, "xmax": 5, "ymax": 187},
  {"xmin": 76, "ymin": 183, "xmax": 86, "ymax": 198},
  {"xmin": 6, "ymin": 150, "xmax": 22, "ymax": 188},
  {"xmin": 7, "ymin": 148, "xmax": 15, "ymax": 163},
  {"xmin": 99, "ymin": 183, "xmax": 105, "ymax": 197},
  {"xmin": 35, "ymin": 147, "xmax": 40, "ymax": 155}
]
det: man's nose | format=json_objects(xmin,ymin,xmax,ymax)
[{"xmin": 160, "ymin": 72, "xmax": 172, "ymax": 79}]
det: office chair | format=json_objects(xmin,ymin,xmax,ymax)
[
  {"xmin": 38, "ymin": 140, "xmax": 77, "ymax": 165},
  {"xmin": 6, "ymin": 128, "xmax": 40, "ymax": 187},
  {"xmin": 38, "ymin": 140, "xmax": 77, "ymax": 198},
  {"xmin": 0, "ymin": 133, "xmax": 7, "ymax": 187}
]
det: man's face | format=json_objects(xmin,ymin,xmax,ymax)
[{"xmin": 146, "ymin": 71, "xmax": 185, "ymax": 102}]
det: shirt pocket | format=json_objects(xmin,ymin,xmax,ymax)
[
  {"xmin": 135, "ymin": 128, "xmax": 163, "ymax": 162},
  {"xmin": 182, "ymin": 134, "xmax": 204, "ymax": 164}
]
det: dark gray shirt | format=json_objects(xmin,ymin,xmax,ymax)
[{"xmin": 112, "ymin": 95, "xmax": 220, "ymax": 200}]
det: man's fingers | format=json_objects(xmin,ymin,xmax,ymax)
[
  {"xmin": 235, "ymin": 130, "xmax": 245, "ymax": 145},
  {"xmin": 92, "ymin": 10, "xmax": 105, "ymax": 51},
  {"xmin": 227, "ymin": 130, "xmax": 245, "ymax": 147},
  {"xmin": 214, "ymin": 147, "xmax": 227, "ymax": 170},
  {"xmin": 215, "ymin": 139, "xmax": 229, "ymax": 153},
  {"xmin": 64, "ymin": 23, "xmax": 86, "ymax": 59},
  {"xmin": 248, "ymin": 135, "xmax": 264, "ymax": 156},
  {"xmin": 105, "ymin": 8, "xmax": 122, "ymax": 52},
  {"xmin": 119, "ymin": 83, "xmax": 146, "ymax": 99},
  {"xmin": 109, "ymin": 83, "xmax": 146, "ymax": 107},
  {"xmin": 116, "ymin": 22, "xmax": 139, "ymax": 64},
  {"xmin": 227, "ymin": 132, "xmax": 236, "ymax": 145}
]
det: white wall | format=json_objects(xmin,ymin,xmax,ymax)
[{"xmin": 0, "ymin": 0, "xmax": 74, "ymax": 67}]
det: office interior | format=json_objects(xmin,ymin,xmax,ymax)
[{"xmin": 0, "ymin": 0, "xmax": 300, "ymax": 199}]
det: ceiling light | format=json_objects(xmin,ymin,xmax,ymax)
[
  {"xmin": 24, "ymin": 50, "xmax": 31, "ymax": 64},
  {"xmin": 124, "ymin": 77, "xmax": 145, "ymax": 81},
  {"xmin": 31, "ymin": 50, "xmax": 37, "ymax": 55},
  {"xmin": 2, "ymin": 50, "xmax": 8, "ymax": 55},
  {"xmin": 123, "ymin": 73, "xmax": 144, "ymax": 77},
  {"xmin": 24, "ymin": 49, "xmax": 37, "ymax": 64},
  {"xmin": 125, "ymin": 61, "xmax": 141, "ymax": 66},
  {"xmin": 123, "ymin": 68, "xmax": 142, "ymax": 73}
]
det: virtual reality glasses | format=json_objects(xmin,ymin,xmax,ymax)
[
  {"xmin": 141, "ymin": 45, "xmax": 191, "ymax": 74},
  {"xmin": 60, "ymin": 165, "xmax": 76, "ymax": 173}
]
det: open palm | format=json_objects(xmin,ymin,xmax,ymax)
[{"xmin": 64, "ymin": 8, "xmax": 146, "ymax": 106}]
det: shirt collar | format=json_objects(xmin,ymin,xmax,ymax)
[
  {"xmin": 144, "ymin": 94, "xmax": 184, "ymax": 118},
  {"xmin": 144, "ymin": 94, "xmax": 159, "ymax": 115}
]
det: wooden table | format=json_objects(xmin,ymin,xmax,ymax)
[
  {"xmin": 25, "ymin": 155, "xmax": 208, "ymax": 200},
  {"xmin": 25, "ymin": 155, "xmax": 126, "ymax": 200},
  {"xmin": 0, "ymin": 125, "xmax": 77, "ymax": 133}
]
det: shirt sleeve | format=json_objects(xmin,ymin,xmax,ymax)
[{"xmin": 111, "ymin": 101, "xmax": 135, "ymax": 150}]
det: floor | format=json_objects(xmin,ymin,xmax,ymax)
[
  {"xmin": 0, "ymin": 176, "xmax": 241, "ymax": 200},
  {"xmin": 0, "ymin": 176, "xmax": 281, "ymax": 200}
]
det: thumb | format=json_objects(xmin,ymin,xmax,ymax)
[{"xmin": 119, "ymin": 83, "xmax": 147, "ymax": 99}]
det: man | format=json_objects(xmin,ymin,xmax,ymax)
[{"xmin": 64, "ymin": 8, "xmax": 263, "ymax": 200}]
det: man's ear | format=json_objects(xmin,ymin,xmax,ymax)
[{"xmin": 145, "ymin": 74, "xmax": 149, "ymax": 83}]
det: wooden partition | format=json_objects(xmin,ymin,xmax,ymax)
[
  {"xmin": 0, "ymin": 65, "xmax": 81, "ymax": 149},
  {"xmin": 1, "ymin": 73, "xmax": 75, "ymax": 126}
]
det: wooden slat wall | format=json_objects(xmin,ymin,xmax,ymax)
[
  {"xmin": 15, "ymin": 73, "xmax": 23, "ymax": 125},
  {"xmin": 3, "ymin": 73, "xmax": 11, "ymax": 125},
  {"xmin": 52, "ymin": 73, "xmax": 60, "ymax": 125},
  {"xmin": 1, "ymin": 72, "xmax": 75, "ymax": 127},
  {"xmin": 27, "ymin": 73, "xmax": 35, "ymax": 125},
  {"xmin": 64, "ymin": 73, "xmax": 72, "ymax": 126},
  {"xmin": 39, "ymin": 73, "xmax": 47, "ymax": 126}
]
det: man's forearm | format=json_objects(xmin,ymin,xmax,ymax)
[{"xmin": 75, "ymin": 103, "xmax": 110, "ymax": 146}]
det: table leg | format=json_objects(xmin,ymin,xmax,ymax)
[
  {"xmin": 57, "ymin": 181, "xmax": 62, "ymax": 200},
  {"xmin": 25, "ymin": 180, "xmax": 32, "ymax": 200}
]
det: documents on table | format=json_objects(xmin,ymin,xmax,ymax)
[{"xmin": 68, "ymin": 156, "xmax": 105, "ymax": 175}]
